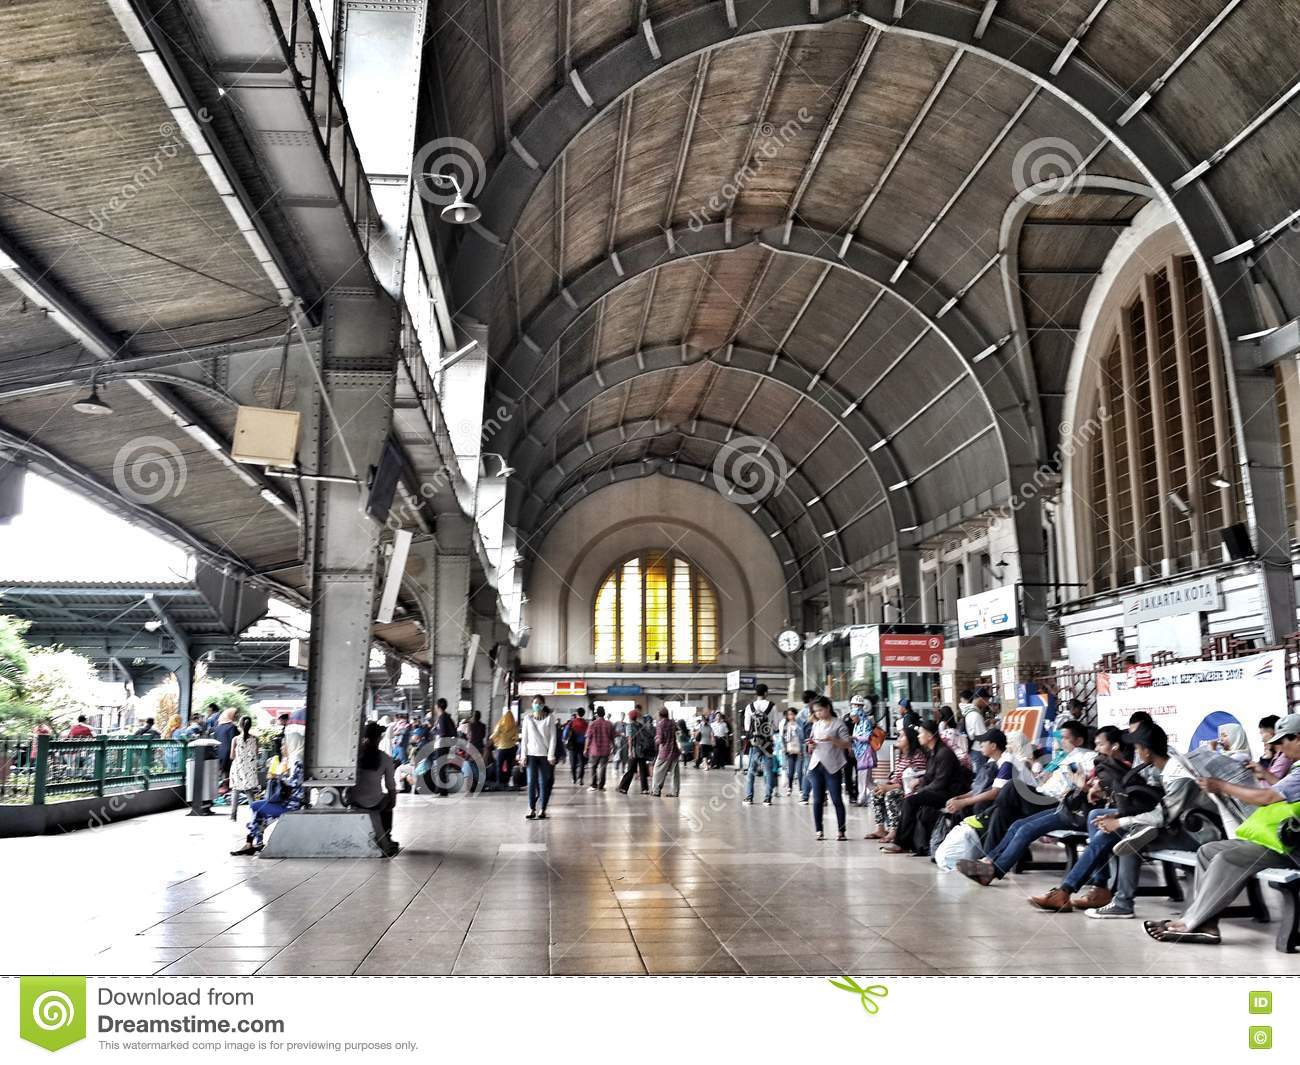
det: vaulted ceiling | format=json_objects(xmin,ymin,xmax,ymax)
[{"xmin": 431, "ymin": 0, "xmax": 1300, "ymax": 589}]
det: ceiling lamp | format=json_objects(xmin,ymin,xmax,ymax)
[
  {"xmin": 427, "ymin": 172, "xmax": 480, "ymax": 225},
  {"xmin": 72, "ymin": 369, "xmax": 113, "ymax": 416}
]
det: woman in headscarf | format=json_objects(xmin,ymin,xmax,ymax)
[
  {"xmin": 214, "ymin": 706, "xmax": 239, "ymax": 795},
  {"xmin": 1216, "ymin": 722, "xmax": 1251, "ymax": 762},
  {"xmin": 851, "ymin": 703, "xmax": 879, "ymax": 806},
  {"xmin": 491, "ymin": 707, "xmax": 519, "ymax": 788}
]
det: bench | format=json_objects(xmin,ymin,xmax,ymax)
[
  {"xmin": 1016, "ymin": 829, "xmax": 1087, "ymax": 872},
  {"xmin": 1150, "ymin": 848, "xmax": 1300, "ymax": 953}
]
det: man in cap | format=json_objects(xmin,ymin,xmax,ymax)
[{"xmin": 1146, "ymin": 713, "xmax": 1300, "ymax": 944}]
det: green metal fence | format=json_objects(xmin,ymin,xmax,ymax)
[{"xmin": 0, "ymin": 735, "xmax": 188, "ymax": 805}]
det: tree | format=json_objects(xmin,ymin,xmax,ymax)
[
  {"xmin": 0, "ymin": 613, "xmax": 39, "ymax": 734},
  {"xmin": 23, "ymin": 648, "xmax": 102, "ymax": 728}
]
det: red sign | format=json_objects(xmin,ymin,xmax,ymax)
[
  {"xmin": 1126, "ymin": 663, "xmax": 1154, "ymax": 688},
  {"xmin": 879, "ymin": 633, "xmax": 944, "ymax": 671}
]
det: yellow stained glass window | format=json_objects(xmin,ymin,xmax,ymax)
[{"xmin": 592, "ymin": 553, "xmax": 719, "ymax": 665}]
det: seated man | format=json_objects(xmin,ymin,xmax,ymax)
[
  {"xmin": 942, "ymin": 729, "xmax": 1017, "ymax": 823},
  {"xmin": 1146, "ymin": 713, "xmax": 1300, "ymax": 944},
  {"xmin": 977, "ymin": 720, "xmax": 1096, "ymax": 851},
  {"xmin": 1025, "ymin": 723, "xmax": 1176, "ymax": 913},
  {"xmin": 959, "ymin": 725, "xmax": 1124, "ymax": 886}
]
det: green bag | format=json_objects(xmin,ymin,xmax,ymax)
[{"xmin": 1234, "ymin": 801, "xmax": 1300, "ymax": 854}]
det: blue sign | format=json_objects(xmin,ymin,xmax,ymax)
[{"xmin": 606, "ymin": 685, "xmax": 642, "ymax": 695}]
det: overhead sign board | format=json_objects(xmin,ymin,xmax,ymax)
[
  {"xmin": 1120, "ymin": 576, "xmax": 1222, "ymax": 625},
  {"xmin": 554, "ymin": 680, "xmax": 587, "ymax": 696},
  {"xmin": 518, "ymin": 681, "xmax": 555, "ymax": 696},
  {"xmin": 957, "ymin": 585, "xmax": 1020, "ymax": 638},
  {"xmin": 879, "ymin": 633, "xmax": 944, "ymax": 672},
  {"xmin": 726, "ymin": 671, "xmax": 757, "ymax": 692}
]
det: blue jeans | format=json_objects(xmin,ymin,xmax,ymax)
[
  {"xmin": 807, "ymin": 764, "xmax": 845, "ymax": 833},
  {"xmin": 785, "ymin": 751, "xmax": 803, "ymax": 789},
  {"xmin": 745, "ymin": 751, "xmax": 778, "ymax": 800},
  {"xmin": 525, "ymin": 755, "xmax": 553, "ymax": 812},
  {"xmin": 985, "ymin": 807, "xmax": 1072, "ymax": 877},
  {"xmin": 1061, "ymin": 808, "xmax": 1119, "ymax": 892}
]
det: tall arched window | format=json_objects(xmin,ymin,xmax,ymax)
[
  {"xmin": 1081, "ymin": 254, "xmax": 1242, "ymax": 590},
  {"xmin": 592, "ymin": 554, "xmax": 719, "ymax": 666}
]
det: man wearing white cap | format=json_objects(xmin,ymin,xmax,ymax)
[{"xmin": 1145, "ymin": 713, "xmax": 1300, "ymax": 945}]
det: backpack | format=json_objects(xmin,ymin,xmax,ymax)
[
  {"xmin": 633, "ymin": 721, "xmax": 657, "ymax": 759},
  {"xmin": 1113, "ymin": 765, "xmax": 1165, "ymax": 819}
]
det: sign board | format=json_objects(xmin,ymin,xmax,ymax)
[
  {"xmin": 554, "ymin": 680, "xmax": 587, "ymax": 696},
  {"xmin": 518, "ymin": 681, "xmax": 555, "ymax": 697},
  {"xmin": 1120, "ymin": 576, "xmax": 1222, "ymax": 625},
  {"xmin": 879, "ymin": 633, "xmax": 944, "ymax": 672},
  {"xmin": 725, "ymin": 671, "xmax": 757, "ymax": 692},
  {"xmin": 957, "ymin": 585, "xmax": 1019, "ymax": 638},
  {"xmin": 605, "ymin": 684, "xmax": 642, "ymax": 696},
  {"xmin": 849, "ymin": 626, "xmax": 874, "ymax": 659},
  {"xmin": 1096, "ymin": 650, "xmax": 1282, "ymax": 756}
]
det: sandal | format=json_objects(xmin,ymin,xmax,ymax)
[
  {"xmin": 879, "ymin": 844, "xmax": 909, "ymax": 854},
  {"xmin": 1143, "ymin": 920, "xmax": 1221, "ymax": 945}
]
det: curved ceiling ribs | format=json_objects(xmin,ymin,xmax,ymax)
[{"xmin": 441, "ymin": 0, "xmax": 1285, "ymax": 597}]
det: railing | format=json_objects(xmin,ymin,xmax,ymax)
[
  {"xmin": 268, "ymin": 0, "xmax": 378, "ymax": 256},
  {"xmin": 0, "ymin": 735, "xmax": 188, "ymax": 806}
]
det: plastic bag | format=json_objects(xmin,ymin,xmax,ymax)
[{"xmin": 935, "ymin": 821, "xmax": 985, "ymax": 871}]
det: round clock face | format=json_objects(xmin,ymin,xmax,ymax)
[{"xmin": 776, "ymin": 629, "xmax": 803, "ymax": 654}]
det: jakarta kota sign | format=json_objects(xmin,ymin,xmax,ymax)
[
  {"xmin": 1120, "ymin": 576, "xmax": 1221, "ymax": 624},
  {"xmin": 20, "ymin": 976, "xmax": 86, "ymax": 1051}
]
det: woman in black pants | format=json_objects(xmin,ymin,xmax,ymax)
[
  {"xmin": 805, "ymin": 697, "xmax": 853, "ymax": 841},
  {"xmin": 882, "ymin": 720, "xmax": 963, "ymax": 855}
]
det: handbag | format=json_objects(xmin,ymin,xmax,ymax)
[{"xmin": 1235, "ymin": 801, "xmax": 1300, "ymax": 855}]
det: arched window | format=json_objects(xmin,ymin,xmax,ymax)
[
  {"xmin": 592, "ymin": 554, "xmax": 719, "ymax": 666},
  {"xmin": 1081, "ymin": 254, "xmax": 1242, "ymax": 590}
]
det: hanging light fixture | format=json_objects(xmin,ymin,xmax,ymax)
[
  {"xmin": 426, "ymin": 172, "xmax": 480, "ymax": 225},
  {"xmin": 72, "ymin": 367, "xmax": 113, "ymax": 416}
]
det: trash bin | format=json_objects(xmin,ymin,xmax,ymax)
[{"xmin": 186, "ymin": 738, "xmax": 219, "ymax": 814}]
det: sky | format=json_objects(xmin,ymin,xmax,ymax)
[{"xmin": 0, "ymin": 472, "xmax": 191, "ymax": 582}]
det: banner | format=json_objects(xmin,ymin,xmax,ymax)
[
  {"xmin": 1096, "ymin": 650, "xmax": 1285, "ymax": 756},
  {"xmin": 879, "ymin": 633, "xmax": 943, "ymax": 672}
]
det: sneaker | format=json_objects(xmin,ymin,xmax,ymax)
[
  {"xmin": 800, "ymin": 798, "xmax": 810, "ymax": 806},
  {"xmin": 230, "ymin": 843, "xmax": 258, "ymax": 856},
  {"xmin": 815, "ymin": 830, "xmax": 825, "ymax": 841},
  {"xmin": 763, "ymin": 798, "xmax": 773, "ymax": 806},
  {"xmin": 1086, "ymin": 902, "xmax": 1135, "ymax": 919},
  {"xmin": 1027, "ymin": 887, "xmax": 1073, "ymax": 913},
  {"xmin": 537, "ymin": 811, "xmax": 548, "ymax": 820},
  {"xmin": 742, "ymin": 798, "xmax": 754, "ymax": 806},
  {"xmin": 956, "ymin": 858, "xmax": 996, "ymax": 886},
  {"xmin": 836, "ymin": 831, "xmax": 847, "ymax": 842},
  {"xmin": 588, "ymin": 786, "xmax": 598, "ymax": 792},
  {"xmin": 1070, "ymin": 885, "xmax": 1113, "ymax": 911},
  {"xmin": 525, "ymin": 810, "xmax": 536, "ymax": 820},
  {"xmin": 1113, "ymin": 824, "xmax": 1158, "ymax": 857}
]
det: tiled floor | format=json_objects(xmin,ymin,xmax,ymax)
[{"xmin": 5, "ymin": 767, "xmax": 1296, "ymax": 975}]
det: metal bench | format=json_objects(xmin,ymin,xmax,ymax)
[
  {"xmin": 1015, "ymin": 829, "xmax": 1087, "ymax": 872},
  {"xmin": 1150, "ymin": 848, "xmax": 1300, "ymax": 953}
]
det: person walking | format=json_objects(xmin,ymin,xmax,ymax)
[
  {"xmin": 805, "ymin": 696, "xmax": 852, "ymax": 841},
  {"xmin": 651, "ymin": 708, "xmax": 681, "ymax": 797},
  {"xmin": 709, "ymin": 711, "xmax": 730, "ymax": 769},
  {"xmin": 742, "ymin": 683, "xmax": 782, "ymax": 805},
  {"xmin": 519, "ymin": 697, "xmax": 559, "ymax": 819},
  {"xmin": 564, "ymin": 708, "xmax": 589, "ymax": 784},
  {"xmin": 348, "ymin": 720, "xmax": 399, "ymax": 856},
  {"xmin": 491, "ymin": 707, "xmax": 519, "ymax": 788},
  {"xmin": 695, "ymin": 711, "xmax": 713, "ymax": 769},
  {"xmin": 780, "ymin": 708, "xmax": 803, "ymax": 795},
  {"xmin": 584, "ymin": 706, "xmax": 614, "ymax": 791},
  {"xmin": 617, "ymin": 708, "xmax": 655, "ymax": 794},
  {"xmin": 227, "ymin": 715, "xmax": 261, "ymax": 821},
  {"xmin": 797, "ymin": 690, "xmax": 818, "ymax": 803}
]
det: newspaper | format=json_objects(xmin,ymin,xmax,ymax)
[{"xmin": 1171, "ymin": 747, "xmax": 1256, "ymax": 834}]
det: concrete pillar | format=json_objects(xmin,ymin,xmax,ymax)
[
  {"xmin": 826, "ymin": 583, "xmax": 849, "ymax": 627},
  {"xmin": 897, "ymin": 547, "xmax": 923, "ymax": 623},
  {"xmin": 433, "ymin": 513, "xmax": 473, "ymax": 707}
]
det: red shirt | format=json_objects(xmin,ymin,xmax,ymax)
[
  {"xmin": 66, "ymin": 723, "xmax": 93, "ymax": 739},
  {"xmin": 584, "ymin": 717, "xmax": 614, "ymax": 757}
]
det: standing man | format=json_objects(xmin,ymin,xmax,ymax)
[
  {"xmin": 520, "ymin": 696, "xmax": 559, "ymax": 819},
  {"xmin": 651, "ymin": 708, "xmax": 681, "ymax": 797},
  {"xmin": 709, "ymin": 711, "xmax": 730, "ymax": 769},
  {"xmin": 65, "ymin": 715, "xmax": 94, "ymax": 739},
  {"xmin": 742, "ymin": 684, "xmax": 782, "ymax": 805},
  {"xmin": 617, "ymin": 707, "xmax": 655, "ymax": 794},
  {"xmin": 564, "ymin": 707, "xmax": 589, "ymax": 785},
  {"xmin": 694, "ymin": 710, "xmax": 714, "ymax": 770},
  {"xmin": 798, "ymin": 690, "xmax": 818, "ymax": 803},
  {"xmin": 584, "ymin": 706, "xmax": 614, "ymax": 791},
  {"xmin": 959, "ymin": 689, "xmax": 990, "ymax": 775},
  {"xmin": 432, "ymin": 698, "xmax": 457, "ymax": 796}
]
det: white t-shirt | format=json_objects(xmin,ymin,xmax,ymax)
[
  {"xmin": 808, "ymin": 717, "xmax": 850, "ymax": 775},
  {"xmin": 711, "ymin": 719, "xmax": 729, "ymax": 739}
]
